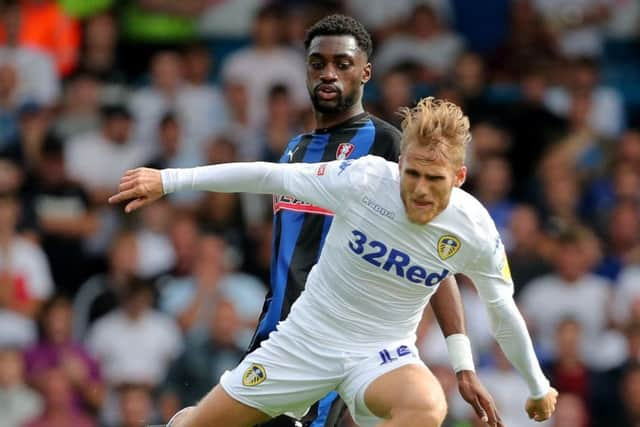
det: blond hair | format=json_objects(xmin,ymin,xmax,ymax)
[{"xmin": 398, "ymin": 97, "xmax": 471, "ymax": 166}]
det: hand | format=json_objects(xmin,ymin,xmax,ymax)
[
  {"xmin": 525, "ymin": 387, "xmax": 558, "ymax": 422},
  {"xmin": 108, "ymin": 168, "xmax": 164, "ymax": 213},
  {"xmin": 456, "ymin": 370, "xmax": 503, "ymax": 427}
]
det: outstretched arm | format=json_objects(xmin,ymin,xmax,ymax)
[
  {"xmin": 431, "ymin": 275, "xmax": 503, "ymax": 427},
  {"xmin": 109, "ymin": 157, "xmax": 381, "ymax": 214}
]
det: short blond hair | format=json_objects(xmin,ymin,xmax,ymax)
[{"xmin": 398, "ymin": 97, "xmax": 471, "ymax": 166}]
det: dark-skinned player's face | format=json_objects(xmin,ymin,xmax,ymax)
[{"xmin": 306, "ymin": 35, "xmax": 371, "ymax": 114}]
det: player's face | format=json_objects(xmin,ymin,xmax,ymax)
[
  {"xmin": 306, "ymin": 35, "xmax": 371, "ymax": 114},
  {"xmin": 399, "ymin": 143, "xmax": 466, "ymax": 224}
]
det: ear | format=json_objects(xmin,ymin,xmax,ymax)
[
  {"xmin": 362, "ymin": 62, "xmax": 372, "ymax": 85},
  {"xmin": 454, "ymin": 165, "xmax": 467, "ymax": 187}
]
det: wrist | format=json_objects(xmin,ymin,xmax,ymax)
[{"xmin": 446, "ymin": 334, "xmax": 475, "ymax": 373}]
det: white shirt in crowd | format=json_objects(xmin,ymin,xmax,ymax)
[
  {"xmin": 221, "ymin": 47, "xmax": 309, "ymax": 129},
  {"xmin": 85, "ymin": 308, "xmax": 183, "ymax": 385},
  {"xmin": 65, "ymin": 131, "xmax": 150, "ymax": 191},
  {"xmin": 0, "ymin": 47, "xmax": 60, "ymax": 106}
]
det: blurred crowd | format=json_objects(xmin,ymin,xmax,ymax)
[{"xmin": 0, "ymin": 0, "xmax": 639, "ymax": 426}]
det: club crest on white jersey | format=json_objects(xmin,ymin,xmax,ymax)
[{"xmin": 437, "ymin": 235, "xmax": 461, "ymax": 260}]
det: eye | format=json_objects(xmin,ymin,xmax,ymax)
[
  {"xmin": 337, "ymin": 62, "xmax": 351, "ymax": 70},
  {"xmin": 309, "ymin": 61, "xmax": 323, "ymax": 70}
]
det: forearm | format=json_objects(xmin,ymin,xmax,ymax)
[
  {"xmin": 432, "ymin": 275, "xmax": 475, "ymax": 373},
  {"xmin": 161, "ymin": 162, "xmax": 288, "ymax": 196},
  {"xmin": 431, "ymin": 274, "xmax": 465, "ymax": 337},
  {"xmin": 488, "ymin": 298, "xmax": 550, "ymax": 398}
]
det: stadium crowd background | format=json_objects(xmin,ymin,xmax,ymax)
[{"xmin": 0, "ymin": 0, "xmax": 639, "ymax": 426}]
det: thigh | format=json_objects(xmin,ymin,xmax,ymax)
[
  {"xmin": 339, "ymin": 342, "xmax": 444, "ymax": 427},
  {"xmin": 184, "ymin": 384, "xmax": 272, "ymax": 427},
  {"xmin": 363, "ymin": 363, "xmax": 445, "ymax": 419},
  {"xmin": 221, "ymin": 328, "xmax": 343, "ymax": 421}
]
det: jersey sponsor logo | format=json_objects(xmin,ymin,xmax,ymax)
[
  {"xmin": 336, "ymin": 143, "xmax": 355, "ymax": 160},
  {"xmin": 273, "ymin": 195, "xmax": 334, "ymax": 216},
  {"xmin": 379, "ymin": 345, "xmax": 414, "ymax": 365},
  {"xmin": 242, "ymin": 363, "xmax": 267, "ymax": 386},
  {"xmin": 348, "ymin": 229, "xmax": 449, "ymax": 287},
  {"xmin": 437, "ymin": 235, "xmax": 461, "ymax": 260},
  {"xmin": 361, "ymin": 196, "xmax": 395, "ymax": 219}
]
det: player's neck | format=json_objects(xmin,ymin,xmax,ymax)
[{"xmin": 314, "ymin": 104, "xmax": 365, "ymax": 131}]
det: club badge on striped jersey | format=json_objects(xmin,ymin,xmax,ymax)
[
  {"xmin": 242, "ymin": 364, "xmax": 267, "ymax": 386},
  {"xmin": 336, "ymin": 143, "xmax": 355, "ymax": 160},
  {"xmin": 437, "ymin": 235, "xmax": 461, "ymax": 260}
]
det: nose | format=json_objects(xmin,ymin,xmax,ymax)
[
  {"xmin": 320, "ymin": 64, "xmax": 337, "ymax": 82},
  {"xmin": 414, "ymin": 178, "xmax": 429, "ymax": 197}
]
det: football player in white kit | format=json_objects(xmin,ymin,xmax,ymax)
[{"xmin": 109, "ymin": 97, "xmax": 558, "ymax": 427}]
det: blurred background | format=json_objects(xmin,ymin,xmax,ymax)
[{"xmin": 0, "ymin": 0, "xmax": 639, "ymax": 426}]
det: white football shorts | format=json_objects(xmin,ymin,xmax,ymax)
[{"xmin": 220, "ymin": 319, "xmax": 423, "ymax": 427}]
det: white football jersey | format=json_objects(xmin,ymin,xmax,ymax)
[{"xmin": 275, "ymin": 155, "xmax": 514, "ymax": 349}]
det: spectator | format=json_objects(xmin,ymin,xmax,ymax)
[
  {"xmin": 541, "ymin": 318, "xmax": 595, "ymax": 406},
  {"xmin": 490, "ymin": 0, "xmax": 558, "ymax": 82},
  {"xmin": 594, "ymin": 200, "xmax": 640, "ymax": 281},
  {"xmin": 0, "ymin": 192, "xmax": 54, "ymax": 319},
  {"xmin": 550, "ymin": 393, "xmax": 589, "ymax": 427},
  {"xmin": 85, "ymin": 277, "xmax": 182, "ymax": 425},
  {"xmin": 160, "ymin": 297, "xmax": 245, "ymax": 416},
  {"xmin": 368, "ymin": 67, "xmax": 414, "ymax": 130},
  {"xmin": 518, "ymin": 226, "xmax": 615, "ymax": 366},
  {"xmin": 220, "ymin": 4, "xmax": 308, "ymax": 129},
  {"xmin": 72, "ymin": 230, "xmax": 139, "ymax": 340},
  {"xmin": 117, "ymin": 383, "xmax": 157, "ymax": 427},
  {"xmin": 544, "ymin": 57, "xmax": 625, "ymax": 139},
  {"xmin": 65, "ymin": 103, "xmax": 148, "ymax": 205},
  {"xmin": 158, "ymin": 234, "xmax": 227, "ymax": 333},
  {"xmin": 0, "ymin": 346, "xmax": 42, "ymax": 427},
  {"xmin": 24, "ymin": 295, "xmax": 104, "ymax": 413},
  {"xmin": 52, "ymin": 71, "xmax": 102, "ymax": 142},
  {"xmin": 593, "ymin": 323, "xmax": 640, "ymax": 426},
  {"xmin": 375, "ymin": 3, "xmax": 465, "ymax": 82},
  {"xmin": 129, "ymin": 50, "xmax": 227, "ymax": 158},
  {"xmin": 259, "ymin": 84, "xmax": 298, "ymax": 162},
  {"xmin": 0, "ymin": 0, "xmax": 81, "ymax": 76},
  {"xmin": 76, "ymin": 12, "xmax": 126, "ymax": 85},
  {"xmin": 23, "ymin": 367, "xmax": 96, "ymax": 427},
  {"xmin": 23, "ymin": 136, "xmax": 98, "ymax": 295},
  {"xmin": 0, "ymin": 0, "xmax": 61, "ymax": 105},
  {"xmin": 132, "ymin": 198, "xmax": 176, "ymax": 280},
  {"xmin": 504, "ymin": 66, "xmax": 567, "ymax": 200},
  {"xmin": 469, "ymin": 156, "xmax": 515, "ymax": 239},
  {"xmin": 505, "ymin": 204, "xmax": 553, "ymax": 296},
  {"xmin": 532, "ymin": 0, "xmax": 611, "ymax": 59},
  {"xmin": 85, "ymin": 277, "xmax": 182, "ymax": 387}
]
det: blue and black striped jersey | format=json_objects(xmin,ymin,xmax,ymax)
[{"xmin": 248, "ymin": 112, "xmax": 401, "ymax": 351}]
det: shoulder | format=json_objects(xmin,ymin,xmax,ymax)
[
  {"xmin": 369, "ymin": 115, "xmax": 402, "ymax": 141},
  {"xmin": 367, "ymin": 115, "xmax": 402, "ymax": 160},
  {"xmin": 342, "ymin": 155, "xmax": 397, "ymax": 190},
  {"xmin": 449, "ymin": 189, "xmax": 496, "ymax": 234}
]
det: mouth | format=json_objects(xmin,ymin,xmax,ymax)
[
  {"xmin": 412, "ymin": 199, "xmax": 433, "ymax": 209},
  {"xmin": 315, "ymin": 85, "xmax": 339, "ymax": 101}
]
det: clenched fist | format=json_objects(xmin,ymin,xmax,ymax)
[{"xmin": 525, "ymin": 387, "xmax": 558, "ymax": 422}]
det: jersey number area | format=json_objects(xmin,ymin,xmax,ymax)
[{"xmin": 348, "ymin": 229, "xmax": 449, "ymax": 287}]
